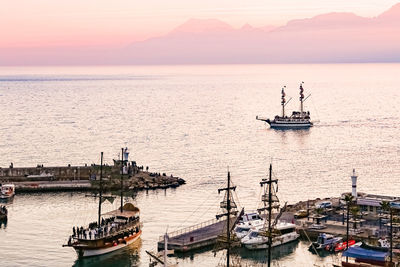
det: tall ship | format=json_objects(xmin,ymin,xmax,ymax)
[
  {"xmin": 256, "ymin": 82, "xmax": 313, "ymax": 129},
  {"xmin": 64, "ymin": 150, "xmax": 142, "ymax": 257},
  {"xmin": 240, "ymin": 164, "xmax": 299, "ymax": 250}
]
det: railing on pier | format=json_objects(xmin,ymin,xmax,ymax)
[{"xmin": 159, "ymin": 218, "xmax": 220, "ymax": 241}]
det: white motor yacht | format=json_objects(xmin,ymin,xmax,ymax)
[
  {"xmin": 234, "ymin": 212, "xmax": 264, "ymax": 239},
  {"xmin": 241, "ymin": 221, "xmax": 299, "ymax": 250}
]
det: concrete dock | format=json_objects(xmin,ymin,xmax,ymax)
[{"xmin": 0, "ymin": 164, "xmax": 185, "ymax": 193}]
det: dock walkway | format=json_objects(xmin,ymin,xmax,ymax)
[{"xmin": 158, "ymin": 217, "xmax": 237, "ymax": 252}]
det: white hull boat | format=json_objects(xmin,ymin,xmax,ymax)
[{"xmin": 241, "ymin": 222, "xmax": 300, "ymax": 250}]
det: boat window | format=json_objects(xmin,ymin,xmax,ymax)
[
  {"xmin": 250, "ymin": 232, "xmax": 259, "ymax": 238},
  {"xmin": 236, "ymin": 227, "xmax": 245, "ymax": 233},
  {"xmin": 280, "ymin": 227, "xmax": 295, "ymax": 235}
]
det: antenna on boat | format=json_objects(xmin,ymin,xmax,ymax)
[
  {"xmin": 300, "ymin": 82, "xmax": 305, "ymax": 114},
  {"xmin": 120, "ymin": 147, "xmax": 124, "ymax": 213},
  {"xmin": 281, "ymin": 86, "xmax": 286, "ymax": 117},
  {"xmin": 98, "ymin": 152, "xmax": 103, "ymax": 227}
]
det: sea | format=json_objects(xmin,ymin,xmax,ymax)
[{"xmin": 0, "ymin": 64, "xmax": 399, "ymax": 267}]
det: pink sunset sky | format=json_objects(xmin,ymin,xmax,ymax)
[{"xmin": 1, "ymin": 0, "xmax": 399, "ymax": 47}]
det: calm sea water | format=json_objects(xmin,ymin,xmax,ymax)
[{"xmin": 0, "ymin": 64, "xmax": 399, "ymax": 266}]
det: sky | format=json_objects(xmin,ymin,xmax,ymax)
[{"xmin": 1, "ymin": 0, "xmax": 399, "ymax": 48}]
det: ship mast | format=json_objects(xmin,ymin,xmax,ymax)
[
  {"xmin": 281, "ymin": 86, "xmax": 286, "ymax": 117},
  {"xmin": 216, "ymin": 170, "xmax": 237, "ymax": 267},
  {"xmin": 299, "ymin": 82, "xmax": 304, "ymax": 114},
  {"xmin": 98, "ymin": 152, "xmax": 103, "ymax": 227},
  {"xmin": 259, "ymin": 164, "xmax": 278, "ymax": 267},
  {"xmin": 120, "ymin": 147, "xmax": 124, "ymax": 213}
]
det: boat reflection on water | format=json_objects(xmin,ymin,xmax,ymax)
[
  {"xmin": 173, "ymin": 239, "xmax": 299, "ymax": 265},
  {"xmin": 72, "ymin": 238, "xmax": 141, "ymax": 267},
  {"xmin": 236, "ymin": 239, "xmax": 300, "ymax": 263}
]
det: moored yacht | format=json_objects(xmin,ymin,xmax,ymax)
[
  {"xmin": 0, "ymin": 184, "xmax": 15, "ymax": 199},
  {"xmin": 234, "ymin": 212, "xmax": 264, "ymax": 239},
  {"xmin": 241, "ymin": 221, "xmax": 299, "ymax": 250},
  {"xmin": 256, "ymin": 82, "xmax": 313, "ymax": 128},
  {"xmin": 240, "ymin": 164, "xmax": 299, "ymax": 250}
]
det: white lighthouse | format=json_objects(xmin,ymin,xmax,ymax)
[{"xmin": 351, "ymin": 169, "xmax": 358, "ymax": 199}]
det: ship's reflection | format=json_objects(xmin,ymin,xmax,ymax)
[
  {"xmin": 233, "ymin": 239, "xmax": 300, "ymax": 263},
  {"xmin": 174, "ymin": 239, "xmax": 299, "ymax": 264},
  {"xmin": 72, "ymin": 238, "xmax": 141, "ymax": 267}
]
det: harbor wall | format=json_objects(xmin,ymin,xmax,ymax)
[
  {"xmin": 0, "ymin": 165, "xmax": 99, "ymax": 181},
  {"xmin": 0, "ymin": 165, "xmax": 185, "ymax": 193}
]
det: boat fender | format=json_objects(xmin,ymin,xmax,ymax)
[{"xmin": 113, "ymin": 242, "xmax": 118, "ymax": 246}]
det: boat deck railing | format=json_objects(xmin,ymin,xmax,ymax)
[
  {"xmin": 159, "ymin": 218, "xmax": 220, "ymax": 241},
  {"xmin": 73, "ymin": 218, "xmax": 140, "ymax": 241}
]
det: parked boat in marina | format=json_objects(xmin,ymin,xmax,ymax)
[
  {"xmin": 64, "ymin": 151, "xmax": 142, "ymax": 258},
  {"xmin": 234, "ymin": 212, "xmax": 264, "ymax": 239},
  {"xmin": 240, "ymin": 164, "xmax": 299, "ymax": 250},
  {"xmin": 0, "ymin": 184, "xmax": 15, "ymax": 199},
  {"xmin": 256, "ymin": 82, "xmax": 313, "ymax": 129},
  {"xmin": 310, "ymin": 233, "xmax": 342, "ymax": 251},
  {"xmin": 241, "ymin": 221, "xmax": 299, "ymax": 250}
]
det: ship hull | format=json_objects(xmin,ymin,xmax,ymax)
[
  {"xmin": 244, "ymin": 233, "xmax": 299, "ymax": 250},
  {"xmin": 74, "ymin": 230, "xmax": 141, "ymax": 258},
  {"xmin": 268, "ymin": 121, "xmax": 313, "ymax": 129}
]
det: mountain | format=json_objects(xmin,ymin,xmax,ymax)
[
  {"xmin": 1, "ymin": 4, "xmax": 400, "ymax": 65},
  {"xmin": 117, "ymin": 4, "xmax": 400, "ymax": 64}
]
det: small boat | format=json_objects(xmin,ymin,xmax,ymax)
[
  {"xmin": 0, "ymin": 205, "xmax": 7, "ymax": 219},
  {"xmin": 256, "ymin": 82, "xmax": 313, "ymax": 129},
  {"xmin": 330, "ymin": 239, "xmax": 356, "ymax": 252},
  {"xmin": 310, "ymin": 233, "xmax": 342, "ymax": 250},
  {"xmin": 234, "ymin": 212, "xmax": 264, "ymax": 239},
  {"xmin": 241, "ymin": 221, "xmax": 299, "ymax": 250},
  {"xmin": 340, "ymin": 245, "xmax": 388, "ymax": 266},
  {"xmin": 0, "ymin": 184, "xmax": 15, "ymax": 199}
]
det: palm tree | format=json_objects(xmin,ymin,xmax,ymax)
[
  {"xmin": 380, "ymin": 201, "xmax": 394, "ymax": 264},
  {"xmin": 350, "ymin": 206, "xmax": 360, "ymax": 229},
  {"xmin": 344, "ymin": 194, "xmax": 354, "ymax": 262},
  {"xmin": 314, "ymin": 207, "xmax": 324, "ymax": 225},
  {"xmin": 379, "ymin": 201, "xmax": 390, "ymax": 229},
  {"xmin": 380, "ymin": 201, "xmax": 390, "ymax": 214}
]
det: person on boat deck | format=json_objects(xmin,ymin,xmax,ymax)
[
  {"xmin": 89, "ymin": 231, "xmax": 92, "ymax": 239},
  {"xmin": 72, "ymin": 227, "xmax": 76, "ymax": 237}
]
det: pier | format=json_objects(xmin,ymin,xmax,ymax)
[
  {"xmin": 157, "ymin": 217, "xmax": 238, "ymax": 252},
  {"xmin": 0, "ymin": 163, "xmax": 185, "ymax": 193}
]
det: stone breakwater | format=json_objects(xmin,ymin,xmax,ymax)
[{"xmin": 0, "ymin": 165, "xmax": 185, "ymax": 192}]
